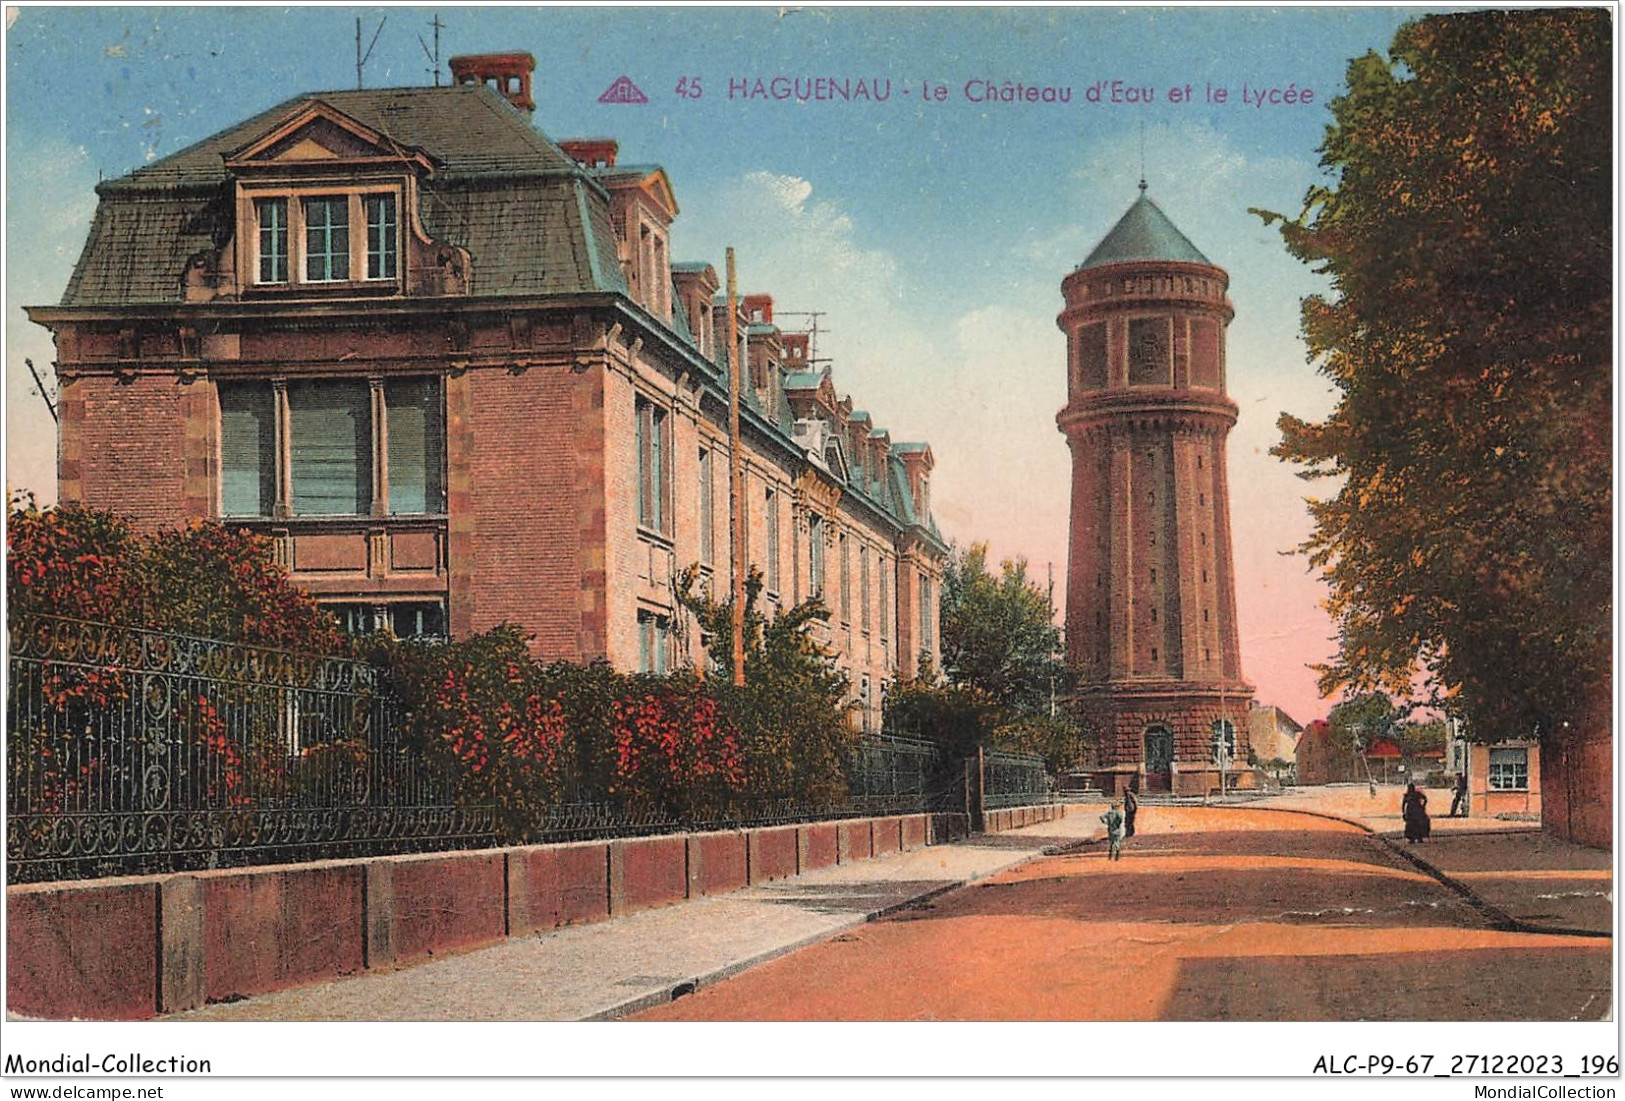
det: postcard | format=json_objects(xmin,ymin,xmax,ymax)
[{"xmin": 2, "ymin": 4, "xmax": 1614, "ymax": 1094}]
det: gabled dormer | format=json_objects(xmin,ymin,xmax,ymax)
[
  {"xmin": 846, "ymin": 410, "xmax": 873, "ymax": 489},
  {"xmin": 784, "ymin": 366, "xmax": 837, "ymax": 423},
  {"xmin": 221, "ymin": 100, "xmax": 466, "ymax": 300},
  {"xmin": 894, "ymin": 442, "xmax": 935, "ymax": 524},
  {"xmin": 671, "ymin": 262, "xmax": 719, "ymax": 361},
  {"xmin": 591, "ymin": 156, "xmax": 679, "ymax": 322}
]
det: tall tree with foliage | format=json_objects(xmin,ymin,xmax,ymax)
[
  {"xmin": 940, "ymin": 543, "xmax": 1069, "ymax": 714},
  {"xmin": 676, "ymin": 565, "xmax": 855, "ymax": 806},
  {"xmin": 903, "ymin": 542, "xmax": 1085, "ymax": 770},
  {"xmin": 1262, "ymin": 10, "xmax": 1610, "ymax": 742}
]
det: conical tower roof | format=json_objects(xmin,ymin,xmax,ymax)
[{"xmin": 1080, "ymin": 186, "xmax": 1211, "ymax": 269}]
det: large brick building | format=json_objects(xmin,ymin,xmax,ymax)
[
  {"xmin": 1057, "ymin": 183, "xmax": 1253, "ymax": 795},
  {"xmin": 26, "ymin": 54, "xmax": 945, "ymax": 731}
]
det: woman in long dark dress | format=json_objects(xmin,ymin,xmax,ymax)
[{"xmin": 1401, "ymin": 783, "xmax": 1431, "ymax": 843}]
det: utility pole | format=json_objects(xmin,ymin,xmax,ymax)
[{"xmin": 726, "ymin": 249, "xmax": 745, "ymax": 687}]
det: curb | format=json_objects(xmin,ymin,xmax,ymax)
[{"xmin": 1202, "ymin": 801, "xmax": 1611, "ymax": 939}]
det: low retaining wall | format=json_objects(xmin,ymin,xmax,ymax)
[
  {"xmin": 981, "ymin": 802, "xmax": 1066, "ymax": 834},
  {"xmin": 7, "ymin": 812, "xmax": 939, "ymax": 1021}
]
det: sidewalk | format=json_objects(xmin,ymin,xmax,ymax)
[
  {"xmin": 1248, "ymin": 787, "xmax": 1614, "ymax": 937},
  {"xmin": 171, "ymin": 812, "xmax": 1105, "ymax": 1022},
  {"xmin": 167, "ymin": 792, "xmax": 1610, "ymax": 1021}
]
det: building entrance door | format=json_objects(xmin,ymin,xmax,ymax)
[{"xmin": 1144, "ymin": 727, "xmax": 1174, "ymax": 792}]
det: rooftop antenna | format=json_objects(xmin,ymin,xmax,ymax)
[
  {"xmin": 356, "ymin": 15, "xmax": 387, "ymax": 90},
  {"xmin": 777, "ymin": 310, "xmax": 832, "ymax": 364},
  {"xmin": 418, "ymin": 13, "xmax": 444, "ymax": 85},
  {"xmin": 24, "ymin": 359, "xmax": 58, "ymax": 424}
]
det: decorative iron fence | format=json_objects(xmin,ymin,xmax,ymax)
[
  {"xmin": 6, "ymin": 615, "xmax": 498, "ymax": 883},
  {"xmin": 982, "ymin": 748, "xmax": 1058, "ymax": 809},
  {"xmin": 843, "ymin": 734, "xmax": 949, "ymax": 815},
  {"xmin": 7, "ymin": 616, "xmax": 1064, "ymax": 883}
]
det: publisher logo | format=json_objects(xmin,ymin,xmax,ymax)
[{"xmin": 598, "ymin": 76, "xmax": 649, "ymax": 104}]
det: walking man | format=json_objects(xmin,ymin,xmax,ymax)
[{"xmin": 1450, "ymin": 770, "xmax": 1469, "ymax": 817}]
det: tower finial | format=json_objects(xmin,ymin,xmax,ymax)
[{"xmin": 1138, "ymin": 120, "xmax": 1147, "ymax": 194}]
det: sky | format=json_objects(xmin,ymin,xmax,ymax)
[{"xmin": 3, "ymin": 4, "xmax": 1439, "ymax": 725}]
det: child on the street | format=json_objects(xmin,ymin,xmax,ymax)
[{"xmin": 1101, "ymin": 801, "xmax": 1125, "ymax": 861}]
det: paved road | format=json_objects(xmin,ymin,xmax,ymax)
[{"xmin": 638, "ymin": 804, "xmax": 1612, "ymax": 1021}]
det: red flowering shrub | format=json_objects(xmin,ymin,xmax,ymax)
[
  {"xmin": 380, "ymin": 626, "xmax": 572, "ymax": 841},
  {"xmin": 610, "ymin": 676, "xmax": 746, "ymax": 820},
  {"xmin": 143, "ymin": 523, "xmax": 348, "ymax": 653},
  {"xmin": 295, "ymin": 739, "xmax": 370, "ymax": 806},
  {"xmin": 6, "ymin": 498, "xmax": 147, "ymax": 626},
  {"xmin": 7, "ymin": 495, "xmax": 345, "ymax": 652},
  {"xmin": 8, "ymin": 497, "xmax": 349, "ymax": 825}
]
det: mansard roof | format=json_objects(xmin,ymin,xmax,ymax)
[
  {"xmin": 1079, "ymin": 189, "xmax": 1212, "ymax": 270},
  {"xmin": 60, "ymin": 84, "xmax": 628, "ymax": 306}
]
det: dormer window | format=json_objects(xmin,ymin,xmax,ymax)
[
  {"xmin": 245, "ymin": 187, "xmax": 403, "ymax": 291},
  {"xmin": 256, "ymin": 199, "xmax": 288, "ymax": 283},
  {"xmin": 304, "ymin": 197, "xmax": 349, "ymax": 282},
  {"xmin": 366, "ymin": 195, "xmax": 397, "ymax": 279}
]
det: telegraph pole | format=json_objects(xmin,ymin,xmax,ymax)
[{"xmin": 726, "ymin": 249, "xmax": 745, "ymax": 687}]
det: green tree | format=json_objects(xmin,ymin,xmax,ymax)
[
  {"xmin": 939, "ymin": 543, "xmax": 1070, "ymax": 715},
  {"xmin": 1327, "ymin": 692, "xmax": 1402, "ymax": 756},
  {"xmin": 918, "ymin": 542, "xmax": 1086, "ymax": 770},
  {"xmin": 1262, "ymin": 11, "xmax": 1610, "ymax": 743},
  {"xmin": 676, "ymin": 565, "xmax": 855, "ymax": 806}
]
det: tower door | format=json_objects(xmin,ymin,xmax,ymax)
[{"xmin": 1144, "ymin": 726, "xmax": 1175, "ymax": 792}]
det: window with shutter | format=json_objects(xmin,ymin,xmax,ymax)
[
  {"xmin": 636, "ymin": 399, "xmax": 670, "ymax": 535},
  {"xmin": 765, "ymin": 487, "xmax": 780, "ymax": 592},
  {"xmin": 809, "ymin": 515, "xmax": 825, "ymax": 598},
  {"xmin": 219, "ymin": 382, "xmax": 276, "ymax": 516},
  {"xmin": 288, "ymin": 380, "xmax": 371, "ymax": 515},
  {"xmin": 699, "ymin": 447, "xmax": 714, "ymax": 565},
  {"xmin": 386, "ymin": 378, "xmax": 445, "ymax": 514}
]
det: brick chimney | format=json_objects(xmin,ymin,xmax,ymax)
[
  {"xmin": 742, "ymin": 294, "xmax": 774, "ymax": 325},
  {"xmin": 558, "ymin": 139, "xmax": 619, "ymax": 169},
  {"xmin": 781, "ymin": 332, "xmax": 810, "ymax": 367},
  {"xmin": 449, "ymin": 52, "xmax": 536, "ymax": 113}
]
